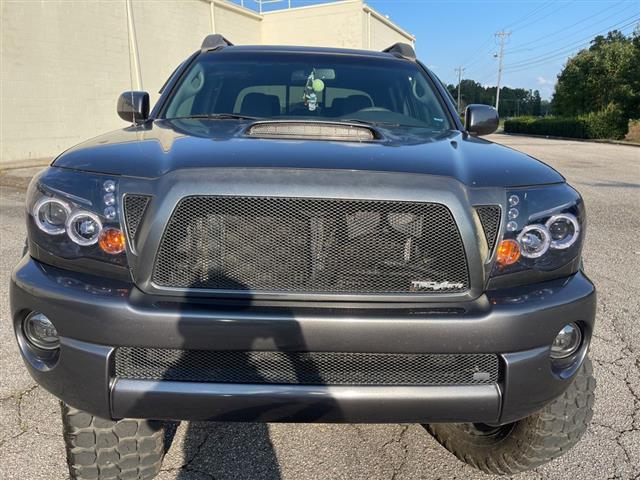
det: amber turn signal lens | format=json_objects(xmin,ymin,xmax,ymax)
[
  {"xmin": 496, "ymin": 239, "xmax": 521, "ymax": 266},
  {"xmin": 98, "ymin": 227, "xmax": 126, "ymax": 254}
]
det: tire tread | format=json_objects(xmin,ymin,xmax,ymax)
[
  {"xmin": 426, "ymin": 357, "xmax": 595, "ymax": 475},
  {"xmin": 61, "ymin": 402, "xmax": 165, "ymax": 480}
]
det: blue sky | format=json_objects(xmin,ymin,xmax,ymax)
[{"xmin": 246, "ymin": 0, "xmax": 640, "ymax": 100}]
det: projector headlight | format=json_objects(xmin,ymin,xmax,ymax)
[
  {"xmin": 492, "ymin": 184, "xmax": 585, "ymax": 279},
  {"xmin": 517, "ymin": 224, "xmax": 551, "ymax": 259},
  {"xmin": 546, "ymin": 213, "xmax": 580, "ymax": 250},
  {"xmin": 33, "ymin": 197, "xmax": 71, "ymax": 235},
  {"xmin": 26, "ymin": 168, "xmax": 128, "ymax": 272}
]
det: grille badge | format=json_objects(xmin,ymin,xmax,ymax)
[{"xmin": 410, "ymin": 280, "xmax": 465, "ymax": 291}]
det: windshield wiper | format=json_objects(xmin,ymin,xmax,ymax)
[
  {"xmin": 168, "ymin": 113, "xmax": 261, "ymax": 121},
  {"xmin": 338, "ymin": 118, "xmax": 402, "ymax": 127}
]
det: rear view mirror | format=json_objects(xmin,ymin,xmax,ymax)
[
  {"xmin": 291, "ymin": 68, "xmax": 336, "ymax": 82},
  {"xmin": 117, "ymin": 91, "xmax": 150, "ymax": 123},
  {"xmin": 314, "ymin": 69, "xmax": 336, "ymax": 80},
  {"xmin": 464, "ymin": 104, "xmax": 499, "ymax": 136}
]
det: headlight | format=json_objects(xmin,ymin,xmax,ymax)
[
  {"xmin": 492, "ymin": 184, "xmax": 585, "ymax": 278},
  {"xmin": 546, "ymin": 213, "xmax": 580, "ymax": 250},
  {"xmin": 26, "ymin": 168, "xmax": 128, "ymax": 270},
  {"xmin": 33, "ymin": 197, "xmax": 70, "ymax": 235}
]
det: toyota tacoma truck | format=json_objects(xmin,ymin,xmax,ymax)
[{"xmin": 11, "ymin": 35, "xmax": 596, "ymax": 479}]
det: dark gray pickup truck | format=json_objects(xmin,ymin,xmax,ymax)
[{"xmin": 11, "ymin": 35, "xmax": 595, "ymax": 479}]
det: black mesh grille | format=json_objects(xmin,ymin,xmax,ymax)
[
  {"xmin": 475, "ymin": 205, "xmax": 501, "ymax": 255},
  {"xmin": 123, "ymin": 195, "xmax": 151, "ymax": 249},
  {"xmin": 114, "ymin": 348, "xmax": 500, "ymax": 386},
  {"xmin": 152, "ymin": 196, "xmax": 469, "ymax": 294}
]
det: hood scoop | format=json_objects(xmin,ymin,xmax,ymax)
[{"xmin": 246, "ymin": 121, "xmax": 376, "ymax": 142}]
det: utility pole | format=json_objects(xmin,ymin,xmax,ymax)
[
  {"xmin": 494, "ymin": 31, "xmax": 511, "ymax": 113},
  {"xmin": 454, "ymin": 66, "xmax": 465, "ymax": 113}
]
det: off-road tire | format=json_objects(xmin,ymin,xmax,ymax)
[
  {"xmin": 61, "ymin": 402, "xmax": 165, "ymax": 480},
  {"xmin": 425, "ymin": 356, "xmax": 595, "ymax": 475}
]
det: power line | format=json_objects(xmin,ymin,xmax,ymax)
[
  {"xmin": 463, "ymin": 0, "xmax": 567, "ymax": 81},
  {"xmin": 460, "ymin": 36, "xmax": 494, "ymax": 67},
  {"xmin": 508, "ymin": 3, "xmax": 630, "ymax": 54},
  {"xmin": 463, "ymin": 1, "xmax": 556, "ymax": 76},
  {"xmin": 455, "ymin": 2, "xmax": 639, "ymax": 88},
  {"xmin": 510, "ymin": 1, "xmax": 574, "ymax": 33},
  {"xmin": 504, "ymin": 20, "xmax": 639, "ymax": 74},
  {"xmin": 462, "ymin": 1, "xmax": 558, "ymax": 74},
  {"xmin": 462, "ymin": 2, "xmax": 575, "ymax": 79},
  {"xmin": 504, "ymin": 15, "xmax": 640, "ymax": 71},
  {"xmin": 501, "ymin": 0, "xmax": 555, "ymax": 31}
]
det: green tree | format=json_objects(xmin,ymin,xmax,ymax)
[
  {"xmin": 531, "ymin": 90, "xmax": 542, "ymax": 116},
  {"xmin": 446, "ymin": 82, "xmax": 542, "ymax": 117},
  {"xmin": 552, "ymin": 29, "xmax": 639, "ymax": 119}
]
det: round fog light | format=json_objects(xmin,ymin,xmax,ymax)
[
  {"xmin": 23, "ymin": 312, "xmax": 59, "ymax": 350},
  {"xmin": 550, "ymin": 323, "xmax": 582, "ymax": 359}
]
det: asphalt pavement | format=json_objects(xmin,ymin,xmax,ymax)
[{"xmin": 0, "ymin": 134, "xmax": 638, "ymax": 480}]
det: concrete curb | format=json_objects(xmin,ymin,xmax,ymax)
[
  {"xmin": 0, "ymin": 165, "xmax": 48, "ymax": 191},
  {"xmin": 498, "ymin": 132, "xmax": 640, "ymax": 148},
  {"xmin": 0, "ymin": 158, "xmax": 52, "ymax": 172}
]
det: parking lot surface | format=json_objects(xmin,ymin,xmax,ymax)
[{"xmin": 1, "ymin": 134, "xmax": 639, "ymax": 480}]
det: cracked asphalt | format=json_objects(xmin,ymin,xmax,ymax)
[{"xmin": 1, "ymin": 134, "xmax": 639, "ymax": 479}]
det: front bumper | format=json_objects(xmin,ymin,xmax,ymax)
[{"xmin": 11, "ymin": 256, "xmax": 596, "ymax": 424}]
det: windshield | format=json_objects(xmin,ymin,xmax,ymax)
[{"xmin": 162, "ymin": 51, "xmax": 454, "ymax": 130}]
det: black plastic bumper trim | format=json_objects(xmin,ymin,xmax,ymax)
[{"xmin": 111, "ymin": 379, "xmax": 501, "ymax": 423}]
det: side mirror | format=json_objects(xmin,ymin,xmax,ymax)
[
  {"xmin": 464, "ymin": 104, "xmax": 499, "ymax": 136},
  {"xmin": 117, "ymin": 91, "xmax": 149, "ymax": 123}
]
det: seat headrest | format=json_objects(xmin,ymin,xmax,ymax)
[{"xmin": 240, "ymin": 93, "xmax": 281, "ymax": 118}]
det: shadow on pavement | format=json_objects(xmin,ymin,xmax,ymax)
[{"xmin": 170, "ymin": 421, "xmax": 281, "ymax": 479}]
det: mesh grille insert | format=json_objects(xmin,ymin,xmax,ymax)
[
  {"xmin": 123, "ymin": 195, "xmax": 151, "ymax": 249},
  {"xmin": 475, "ymin": 205, "xmax": 501, "ymax": 255},
  {"xmin": 152, "ymin": 196, "xmax": 469, "ymax": 294},
  {"xmin": 114, "ymin": 348, "xmax": 500, "ymax": 386}
]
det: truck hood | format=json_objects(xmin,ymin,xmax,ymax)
[{"xmin": 53, "ymin": 119, "xmax": 564, "ymax": 187}]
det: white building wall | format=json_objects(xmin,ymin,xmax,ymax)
[{"xmin": 0, "ymin": 0, "xmax": 413, "ymax": 167}]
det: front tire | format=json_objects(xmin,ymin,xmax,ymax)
[
  {"xmin": 61, "ymin": 402, "xmax": 165, "ymax": 480},
  {"xmin": 425, "ymin": 357, "xmax": 595, "ymax": 475}
]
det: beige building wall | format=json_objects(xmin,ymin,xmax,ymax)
[
  {"xmin": 133, "ymin": 1, "xmax": 212, "ymax": 107},
  {"xmin": 0, "ymin": 0, "xmax": 413, "ymax": 167},
  {"xmin": 1, "ymin": 1, "xmax": 131, "ymax": 165},
  {"xmin": 364, "ymin": 7, "xmax": 414, "ymax": 51},
  {"xmin": 261, "ymin": 1, "xmax": 363, "ymax": 48},
  {"xmin": 212, "ymin": 1, "xmax": 262, "ymax": 45}
]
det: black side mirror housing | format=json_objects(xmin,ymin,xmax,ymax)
[
  {"xmin": 464, "ymin": 104, "xmax": 499, "ymax": 136},
  {"xmin": 117, "ymin": 91, "xmax": 150, "ymax": 123}
]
